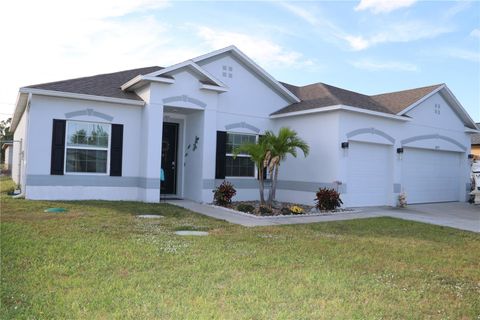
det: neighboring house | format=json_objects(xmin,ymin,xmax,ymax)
[
  {"xmin": 10, "ymin": 46, "xmax": 479, "ymax": 206},
  {"xmin": 471, "ymin": 123, "xmax": 480, "ymax": 160},
  {"xmin": 2, "ymin": 142, "xmax": 13, "ymax": 174}
]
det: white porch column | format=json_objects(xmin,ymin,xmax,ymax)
[
  {"xmin": 201, "ymin": 108, "xmax": 217, "ymax": 202},
  {"xmin": 140, "ymin": 101, "xmax": 164, "ymax": 202}
]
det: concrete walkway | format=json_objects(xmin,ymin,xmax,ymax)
[
  {"xmin": 167, "ymin": 200, "xmax": 480, "ymax": 232},
  {"xmin": 370, "ymin": 203, "xmax": 480, "ymax": 233}
]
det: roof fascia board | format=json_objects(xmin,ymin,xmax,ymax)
[
  {"xmin": 465, "ymin": 127, "xmax": 480, "ymax": 133},
  {"xmin": 19, "ymin": 88, "xmax": 145, "ymax": 106},
  {"xmin": 11, "ymin": 92, "xmax": 29, "ymax": 132},
  {"xmin": 144, "ymin": 60, "xmax": 227, "ymax": 89},
  {"xmin": 396, "ymin": 85, "xmax": 445, "ymax": 116},
  {"xmin": 441, "ymin": 85, "xmax": 478, "ymax": 129},
  {"xmin": 192, "ymin": 46, "xmax": 300, "ymax": 103},
  {"xmin": 270, "ymin": 104, "xmax": 411, "ymax": 121},
  {"xmin": 120, "ymin": 75, "xmax": 174, "ymax": 91},
  {"xmin": 200, "ymin": 83, "xmax": 229, "ymax": 92}
]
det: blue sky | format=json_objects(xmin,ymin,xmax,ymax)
[{"xmin": 1, "ymin": 0, "xmax": 479, "ymax": 121}]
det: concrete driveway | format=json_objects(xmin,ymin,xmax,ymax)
[{"xmin": 368, "ymin": 202, "xmax": 480, "ymax": 233}]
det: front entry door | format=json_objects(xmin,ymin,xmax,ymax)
[{"xmin": 161, "ymin": 123, "xmax": 179, "ymax": 195}]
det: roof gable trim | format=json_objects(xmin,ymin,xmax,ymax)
[
  {"xmin": 399, "ymin": 84, "xmax": 477, "ymax": 129},
  {"xmin": 19, "ymin": 88, "xmax": 145, "ymax": 106},
  {"xmin": 270, "ymin": 104, "xmax": 411, "ymax": 121},
  {"xmin": 142, "ymin": 60, "xmax": 227, "ymax": 89},
  {"xmin": 192, "ymin": 45, "xmax": 300, "ymax": 103},
  {"xmin": 396, "ymin": 84, "xmax": 445, "ymax": 116}
]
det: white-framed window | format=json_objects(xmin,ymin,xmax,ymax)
[
  {"xmin": 225, "ymin": 132, "xmax": 256, "ymax": 177},
  {"xmin": 64, "ymin": 120, "xmax": 111, "ymax": 174}
]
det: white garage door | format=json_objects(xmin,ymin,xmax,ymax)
[
  {"xmin": 347, "ymin": 142, "xmax": 392, "ymax": 206},
  {"xmin": 403, "ymin": 148, "xmax": 461, "ymax": 204}
]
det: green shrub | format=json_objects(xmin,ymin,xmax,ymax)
[
  {"xmin": 315, "ymin": 188, "xmax": 343, "ymax": 211},
  {"xmin": 258, "ymin": 205, "xmax": 272, "ymax": 215},
  {"xmin": 236, "ymin": 203, "xmax": 255, "ymax": 213},
  {"xmin": 280, "ymin": 207, "xmax": 291, "ymax": 215},
  {"xmin": 212, "ymin": 181, "xmax": 236, "ymax": 206}
]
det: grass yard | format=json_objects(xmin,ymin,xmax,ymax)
[{"xmin": 1, "ymin": 178, "xmax": 479, "ymax": 319}]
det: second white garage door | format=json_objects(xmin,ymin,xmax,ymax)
[
  {"xmin": 402, "ymin": 148, "xmax": 461, "ymax": 204},
  {"xmin": 347, "ymin": 142, "xmax": 392, "ymax": 206}
]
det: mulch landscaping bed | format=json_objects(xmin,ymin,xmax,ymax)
[{"xmin": 223, "ymin": 200, "xmax": 349, "ymax": 216}]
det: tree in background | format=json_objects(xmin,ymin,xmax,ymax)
[{"xmin": 0, "ymin": 118, "xmax": 13, "ymax": 164}]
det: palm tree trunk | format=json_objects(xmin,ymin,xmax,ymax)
[
  {"xmin": 267, "ymin": 168, "xmax": 273, "ymax": 207},
  {"xmin": 258, "ymin": 168, "xmax": 265, "ymax": 205},
  {"xmin": 267, "ymin": 165, "xmax": 279, "ymax": 207},
  {"xmin": 272, "ymin": 165, "xmax": 279, "ymax": 201}
]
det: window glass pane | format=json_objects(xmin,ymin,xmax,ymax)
[
  {"xmin": 225, "ymin": 156, "xmax": 255, "ymax": 177},
  {"xmin": 66, "ymin": 149, "xmax": 108, "ymax": 173},
  {"xmin": 226, "ymin": 133, "xmax": 256, "ymax": 155},
  {"xmin": 67, "ymin": 121, "xmax": 110, "ymax": 148}
]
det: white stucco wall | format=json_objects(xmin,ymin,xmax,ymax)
[
  {"xmin": 197, "ymin": 53, "xmax": 291, "ymax": 117},
  {"xmin": 12, "ymin": 110, "xmax": 27, "ymax": 187},
  {"xmin": 198, "ymin": 52, "xmax": 293, "ymax": 203},
  {"xmin": 272, "ymin": 112, "xmax": 341, "ymax": 205},
  {"xmin": 24, "ymin": 95, "xmax": 145, "ymax": 201},
  {"xmin": 184, "ymin": 110, "xmax": 205, "ymax": 202}
]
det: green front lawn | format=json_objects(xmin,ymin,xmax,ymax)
[{"xmin": 1, "ymin": 179, "xmax": 479, "ymax": 319}]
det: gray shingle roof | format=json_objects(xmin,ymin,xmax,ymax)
[
  {"xmin": 370, "ymin": 84, "xmax": 444, "ymax": 114},
  {"xmin": 274, "ymin": 82, "xmax": 392, "ymax": 115},
  {"xmin": 25, "ymin": 66, "xmax": 163, "ymax": 101},
  {"xmin": 274, "ymin": 82, "xmax": 444, "ymax": 116},
  {"xmin": 23, "ymin": 64, "xmax": 446, "ymax": 117}
]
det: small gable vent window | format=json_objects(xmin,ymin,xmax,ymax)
[
  {"xmin": 222, "ymin": 65, "xmax": 233, "ymax": 78},
  {"xmin": 434, "ymin": 103, "xmax": 441, "ymax": 115}
]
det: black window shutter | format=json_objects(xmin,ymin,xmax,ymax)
[
  {"xmin": 110, "ymin": 124, "xmax": 123, "ymax": 176},
  {"xmin": 50, "ymin": 119, "xmax": 66, "ymax": 175},
  {"xmin": 215, "ymin": 131, "xmax": 227, "ymax": 179}
]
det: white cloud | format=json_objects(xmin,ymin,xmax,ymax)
[
  {"xmin": 350, "ymin": 59, "xmax": 418, "ymax": 71},
  {"xmin": 470, "ymin": 28, "xmax": 480, "ymax": 38},
  {"xmin": 355, "ymin": 0, "xmax": 417, "ymax": 14},
  {"xmin": 280, "ymin": 2, "xmax": 450, "ymax": 51},
  {"xmin": 196, "ymin": 26, "xmax": 315, "ymax": 68},
  {"xmin": 344, "ymin": 21, "xmax": 451, "ymax": 51},
  {"xmin": 279, "ymin": 2, "xmax": 319, "ymax": 26},
  {"xmin": 0, "ymin": 0, "xmax": 206, "ymax": 120},
  {"xmin": 445, "ymin": 48, "xmax": 480, "ymax": 63}
]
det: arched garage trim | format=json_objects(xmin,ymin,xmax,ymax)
[
  {"xmin": 346, "ymin": 127, "xmax": 395, "ymax": 144},
  {"xmin": 401, "ymin": 134, "xmax": 466, "ymax": 151}
]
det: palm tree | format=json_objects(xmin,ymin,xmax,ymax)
[
  {"xmin": 233, "ymin": 136, "xmax": 269, "ymax": 205},
  {"xmin": 264, "ymin": 127, "xmax": 309, "ymax": 207}
]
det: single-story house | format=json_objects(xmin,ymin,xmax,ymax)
[
  {"xmin": 471, "ymin": 123, "xmax": 480, "ymax": 160},
  {"xmin": 11, "ymin": 46, "xmax": 479, "ymax": 206}
]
